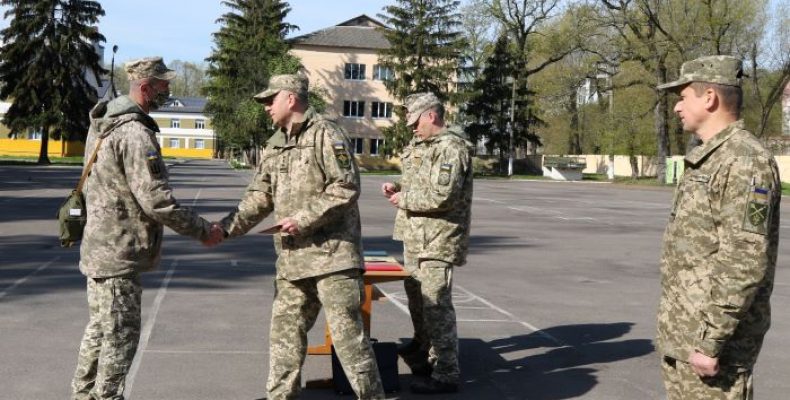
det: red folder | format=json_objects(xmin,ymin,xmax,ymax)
[{"xmin": 364, "ymin": 263, "xmax": 403, "ymax": 271}]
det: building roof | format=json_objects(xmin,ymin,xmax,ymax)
[
  {"xmin": 158, "ymin": 96, "xmax": 208, "ymax": 114},
  {"xmin": 289, "ymin": 14, "xmax": 390, "ymax": 50}
]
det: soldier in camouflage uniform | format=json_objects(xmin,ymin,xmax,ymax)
[
  {"xmin": 71, "ymin": 57, "xmax": 222, "ymax": 400},
  {"xmin": 657, "ymin": 56, "xmax": 781, "ymax": 400},
  {"xmin": 218, "ymin": 74, "xmax": 384, "ymax": 400},
  {"xmin": 381, "ymin": 92, "xmax": 473, "ymax": 394}
]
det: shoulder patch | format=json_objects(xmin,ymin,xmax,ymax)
[
  {"xmin": 742, "ymin": 186, "xmax": 772, "ymax": 235},
  {"xmin": 438, "ymin": 163, "xmax": 453, "ymax": 185},
  {"xmin": 146, "ymin": 150, "xmax": 165, "ymax": 179},
  {"xmin": 333, "ymin": 140, "xmax": 351, "ymax": 170}
]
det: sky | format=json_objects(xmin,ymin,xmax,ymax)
[{"xmin": 0, "ymin": 0, "xmax": 398, "ymax": 65}]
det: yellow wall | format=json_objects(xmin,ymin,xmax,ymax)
[
  {"xmin": 161, "ymin": 147, "xmax": 213, "ymax": 158},
  {"xmin": 0, "ymin": 138, "xmax": 85, "ymax": 157}
]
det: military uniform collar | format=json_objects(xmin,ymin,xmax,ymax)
[
  {"xmin": 267, "ymin": 107, "xmax": 317, "ymax": 148},
  {"xmin": 684, "ymin": 120, "xmax": 744, "ymax": 166},
  {"xmin": 415, "ymin": 126, "xmax": 449, "ymax": 145}
]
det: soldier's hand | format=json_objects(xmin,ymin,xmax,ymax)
[
  {"xmin": 278, "ymin": 217, "xmax": 300, "ymax": 235},
  {"xmin": 202, "ymin": 223, "xmax": 225, "ymax": 247},
  {"xmin": 688, "ymin": 351, "xmax": 719, "ymax": 377},
  {"xmin": 382, "ymin": 182, "xmax": 397, "ymax": 198},
  {"xmin": 388, "ymin": 192, "xmax": 400, "ymax": 207}
]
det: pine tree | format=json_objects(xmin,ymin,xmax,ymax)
[
  {"xmin": 0, "ymin": 0, "xmax": 106, "ymax": 164},
  {"xmin": 377, "ymin": 0, "xmax": 467, "ymax": 155},
  {"xmin": 204, "ymin": 0, "xmax": 298, "ymax": 159},
  {"xmin": 466, "ymin": 35, "xmax": 513, "ymax": 163}
]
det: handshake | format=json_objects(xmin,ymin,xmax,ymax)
[
  {"xmin": 201, "ymin": 222, "xmax": 226, "ymax": 247},
  {"xmin": 200, "ymin": 217, "xmax": 302, "ymax": 247}
]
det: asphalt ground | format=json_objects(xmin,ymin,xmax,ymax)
[{"xmin": 1, "ymin": 159, "xmax": 788, "ymax": 400}]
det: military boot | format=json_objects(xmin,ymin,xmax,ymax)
[{"xmin": 410, "ymin": 377, "xmax": 459, "ymax": 394}]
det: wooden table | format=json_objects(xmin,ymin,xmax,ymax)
[{"xmin": 307, "ymin": 252, "xmax": 410, "ymax": 356}]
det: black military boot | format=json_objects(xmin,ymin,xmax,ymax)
[{"xmin": 410, "ymin": 377, "xmax": 459, "ymax": 394}]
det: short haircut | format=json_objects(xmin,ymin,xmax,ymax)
[
  {"xmin": 429, "ymin": 103, "xmax": 445, "ymax": 121},
  {"xmin": 689, "ymin": 82, "xmax": 742, "ymax": 117}
]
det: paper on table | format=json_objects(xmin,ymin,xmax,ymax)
[{"xmin": 258, "ymin": 224, "xmax": 282, "ymax": 235}]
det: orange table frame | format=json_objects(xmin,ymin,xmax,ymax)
[{"xmin": 307, "ymin": 267, "xmax": 410, "ymax": 355}]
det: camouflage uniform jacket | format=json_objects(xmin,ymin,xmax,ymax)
[
  {"xmin": 221, "ymin": 108, "xmax": 363, "ymax": 281},
  {"xmin": 393, "ymin": 125, "xmax": 473, "ymax": 266},
  {"xmin": 80, "ymin": 96, "xmax": 211, "ymax": 278},
  {"xmin": 658, "ymin": 120, "xmax": 781, "ymax": 368}
]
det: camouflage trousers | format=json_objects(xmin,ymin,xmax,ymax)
[
  {"xmin": 661, "ymin": 356, "xmax": 754, "ymax": 400},
  {"xmin": 403, "ymin": 249, "xmax": 459, "ymax": 384},
  {"xmin": 267, "ymin": 269, "xmax": 384, "ymax": 400},
  {"xmin": 71, "ymin": 274, "xmax": 142, "ymax": 400}
]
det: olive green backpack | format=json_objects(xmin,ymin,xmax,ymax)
[{"xmin": 57, "ymin": 137, "xmax": 104, "ymax": 248}]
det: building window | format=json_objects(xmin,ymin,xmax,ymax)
[
  {"xmin": 170, "ymin": 119, "xmax": 180, "ymax": 128},
  {"xmin": 27, "ymin": 130, "xmax": 42, "ymax": 140},
  {"xmin": 373, "ymin": 65, "xmax": 393, "ymax": 81},
  {"xmin": 370, "ymin": 139, "xmax": 384, "ymax": 156},
  {"xmin": 351, "ymin": 138, "xmax": 364, "ymax": 155},
  {"xmin": 343, "ymin": 100, "xmax": 365, "ymax": 118},
  {"xmin": 169, "ymin": 138, "xmax": 180, "ymax": 148},
  {"xmin": 194, "ymin": 139, "xmax": 205, "ymax": 149},
  {"xmin": 344, "ymin": 63, "xmax": 366, "ymax": 80},
  {"xmin": 195, "ymin": 119, "xmax": 205, "ymax": 129},
  {"xmin": 371, "ymin": 102, "xmax": 393, "ymax": 119}
]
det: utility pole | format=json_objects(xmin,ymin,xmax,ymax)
[{"xmin": 508, "ymin": 77, "xmax": 516, "ymax": 176}]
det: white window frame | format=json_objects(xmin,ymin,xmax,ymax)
[
  {"xmin": 373, "ymin": 64, "xmax": 393, "ymax": 81},
  {"xmin": 344, "ymin": 63, "xmax": 366, "ymax": 80},
  {"xmin": 370, "ymin": 138, "xmax": 384, "ymax": 156},
  {"xmin": 371, "ymin": 102, "xmax": 393, "ymax": 119},
  {"xmin": 343, "ymin": 100, "xmax": 365, "ymax": 118},
  {"xmin": 169, "ymin": 138, "xmax": 180, "ymax": 148},
  {"xmin": 170, "ymin": 118, "xmax": 180, "ymax": 128},
  {"xmin": 195, "ymin": 119, "xmax": 205, "ymax": 129},
  {"xmin": 28, "ymin": 131, "xmax": 43, "ymax": 140},
  {"xmin": 194, "ymin": 139, "xmax": 205, "ymax": 149},
  {"xmin": 351, "ymin": 138, "xmax": 364, "ymax": 155}
]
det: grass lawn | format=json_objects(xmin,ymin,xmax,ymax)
[{"xmin": 0, "ymin": 156, "xmax": 84, "ymax": 165}]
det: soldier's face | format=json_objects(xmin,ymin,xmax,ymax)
[
  {"xmin": 674, "ymin": 85, "xmax": 709, "ymax": 133},
  {"xmin": 411, "ymin": 111, "xmax": 431, "ymax": 139},
  {"xmin": 264, "ymin": 91, "xmax": 294, "ymax": 127}
]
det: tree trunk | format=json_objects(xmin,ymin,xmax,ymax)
[
  {"xmin": 654, "ymin": 61, "xmax": 670, "ymax": 184},
  {"xmin": 37, "ymin": 128, "xmax": 51, "ymax": 165},
  {"xmin": 568, "ymin": 90, "xmax": 582, "ymax": 154}
]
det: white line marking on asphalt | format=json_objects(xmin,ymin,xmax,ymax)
[
  {"xmin": 457, "ymin": 319, "xmax": 513, "ymax": 323},
  {"xmin": 144, "ymin": 349, "xmax": 267, "ymax": 355},
  {"xmin": 377, "ymin": 283, "xmax": 566, "ymax": 347},
  {"xmin": 125, "ymin": 259, "xmax": 178, "ymax": 397},
  {"xmin": 191, "ymin": 189, "xmax": 202, "ymax": 207},
  {"xmin": 454, "ymin": 285, "xmax": 566, "ymax": 347},
  {"xmin": 455, "ymin": 306, "xmax": 493, "ymax": 309},
  {"xmin": 0, "ymin": 256, "xmax": 60, "ymax": 299},
  {"xmin": 374, "ymin": 286, "xmax": 411, "ymax": 315}
]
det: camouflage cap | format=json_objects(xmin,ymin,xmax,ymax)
[
  {"xmin": 125, "ymin": 57, "xmax": 177, "ymax": 81},
  {"xmin": 404, "ymin": 92, "xmax": 441, "ymax": 126},
  {"xmin": 253, "ymin": 74, "xmax": 309, "ymax": 103},
  {"xmin": 657, "ymin": 55, "xmax": 744, "ymax": 91}
]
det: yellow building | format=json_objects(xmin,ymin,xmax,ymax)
[
  {"xmin": 290, "ymin": 15, "xmax": 394, "ymax": 157},
  {"xmin": 0, "ymin": 96, "xmax": 215, "ymax": 159},
  {"xmin": 151, "ymin": 96, "xmax": 215, "ymax": 159}
]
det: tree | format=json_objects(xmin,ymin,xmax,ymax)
[
  {"xmin": 377, "ymin": 0, "xmax": 467, "ymax": 155},
  {"xmin": 488, "ymin": 0, "xmax": 587, "ymax": 173},
  {"xmin": 466, "ymin": 35, "xmax": 511, "ymax": 157},
  {"xmin": 598, "ymin": 0, "xmax": 765, "ymax": 182},
  {"xmin": 745, "ymin": 0, "xmax": 790, "ymax": 138},
  {"xmin": 0, "ymin": 0, "xmax": 106, "ymax": 164},
  {"xmin": 204, "ymin": 0, "xmax": 298, "ymax": 159},
  {"xmin": 169, "ymin": 60, "xmax": 208, "ymax": 97}
]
